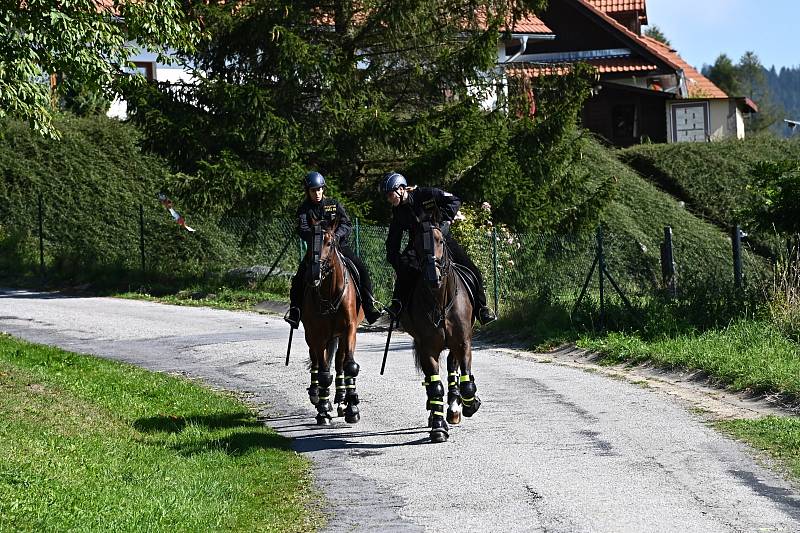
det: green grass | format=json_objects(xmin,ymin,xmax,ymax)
[
  {"xmin": 578, "ymin": 320, "xmax": 800, "ymax": 401},
  {"xmin": 716, "ymin": 417, "xmax": 800, "ymax": 481},
  {"xmin": 117, "ymin": 278, "xmax": 290, "ymax": 312},
  {"xmin": 0, "ymin": 333, "xmax": 320, "ymax": 532},
  {"xmin": 619, "ymin": 135, "xmax": 800, "ymax": 252}
]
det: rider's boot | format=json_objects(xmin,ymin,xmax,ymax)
[
  {"xmin": 362, "ymin": 292, "xmax": 383, "ymax": 325},
  {"xmin": 284, "ymin": 270, "xmax": 303, "ymax": 328},
  {"xmin": 477, "ymin": 305, "xmax": 496, "ymax": 325}
]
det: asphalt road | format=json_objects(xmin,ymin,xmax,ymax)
[{"xmin": 2, "ymin": 288, "xmax": 799, "ymax": 532}]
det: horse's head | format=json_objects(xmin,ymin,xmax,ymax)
[
  {"xmin": 306, "ymin": 217, "xmax": 340, "ymax": 288},
  {"xmin": 413, "ymin": 219, "xmax": 449, "ymax": 289}
]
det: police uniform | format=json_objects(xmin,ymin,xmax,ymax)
[{"xmin": 386, "ymin": 187, "xmax": 491, "ymax": 319}]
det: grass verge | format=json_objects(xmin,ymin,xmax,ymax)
[
  {"xmin": 117, "ymin": 279, "xmax": 289, "ymax": 312},
  {"xmin": 578, "ymin": 320, "xmax": 800, "ymax": 402},
  {"xmin": 716, "ymin": 417, "xmax": 800, "ymax": 482},
  {"xmin": 0, "ymin": 333, "xmax": 320, "ymax": 532}
]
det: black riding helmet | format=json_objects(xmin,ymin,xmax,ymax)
[
  {"xmin": 380, "ymin": 172, "xmax": 407, "ymax": 194},
  {"xmin": 304, "ymin": 171, "xmax": 326, "ymax": 190}
]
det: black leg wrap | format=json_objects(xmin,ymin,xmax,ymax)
[
  {"xmin": 459, "ymin": 375, "xmax": 481, "ymax": 417},
  {"xmin": 318, "ymin": 371, "xmax": 333, "ymax": 388},
  {"xmin": 344, "ymin": 372, "xmax": 360, "ymax": 424},
  {"xmin": 316, "ymin": 371, "xmax": 333, "ymax": 417},
  {"xmin": 424, "ymin": 378, "xmax": 445, "ymax": 411},
  {"xmin": 307, "ymin": 369, "xmax": 320, "ymax": 406},
  {"xmin": 447, "ymin": 372, "xmax": 461, "ymax": 400},
  {"xmin": 343, "ymin": 360, "xmax": 360, "ymax": 377},
  {"xmin": 334, "ymin": 374, "xmax": 346, "ymax": 404},
  {"xmin": 425, "ymin": 375, "xmax": 449, "ymax": 442}
]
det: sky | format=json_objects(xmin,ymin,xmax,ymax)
[{"xmin": 645, "ymin": 0, "xmax": 799, "ymax": 71}]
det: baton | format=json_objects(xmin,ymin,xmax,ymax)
[
  {"xmin": 285, "ymin": 326, "xmax": 294, "ymax": 366},
  {"xmin": 380, "ymin": 318, "xmax": 395, "ymax": 375}
]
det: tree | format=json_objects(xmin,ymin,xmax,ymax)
[
  {"xmin": 644, "ymin": 25, "xmax": 670, "ymax": 46},
  {"xmin": 0, "ymin": 1, "xmax": 199, "ymax": 137},
  {"xmin": 748, "ymin": 160, "xmax": 800, "ymax": 235},
  {"xmin": 703, "ymin": 54, "xmax": 740, "ymax": 97},
  {"xmin": 737, "ymin": 51, "xmax": 783, "ymax": 133},
  {"xmin": 126, "ymin": 0, "xmax": 604, "ymax": 230}
]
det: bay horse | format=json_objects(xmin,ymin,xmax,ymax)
[
  {"xmin": 301, "ymin": 220, "xmax": 364, "ymax": 425},
  {"xmin": 397, "ymin": 219, "xmax": 481, "ymax": 443}
]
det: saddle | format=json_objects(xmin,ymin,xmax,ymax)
[
  {"xmin": 340, "ymin": 253, "xmax": 362, "ymax": 308},
  {"xmin": 452, "ymin": 262, "xmax": 479, "ymax": 319}
]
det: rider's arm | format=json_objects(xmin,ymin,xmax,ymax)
[
  {"xmin": 334, "ymin": 201, "xmax": 353, "ymax": 243},
  {"xmin": 434, "ymin": 189, "xmax": 462, "ymax": 222},
  {"xmin": 386, "ymin": 216, "xmax": 403, "ymax": 269},
  {"xmin": 296, "ymin": 205, "xmax": 312, "ymax": 243}
]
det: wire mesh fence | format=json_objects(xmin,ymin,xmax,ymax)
[{"xmin": 0, "ymin": 191, "xmax": 777, "ymax": 331}]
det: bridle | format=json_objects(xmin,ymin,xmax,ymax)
[
  {"xmin": 415, "ymin": 220, "xmax": 458, "ymax": 329},
  {"xmin": 307, "ymin": 224, "xmax": 350, "ymax": 315}
]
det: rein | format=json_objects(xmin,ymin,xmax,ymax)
[
  {"xmin": 309, "ymin": 240, "xmax": 350, "ymax": 316},
  {"xmin": 416, "ymin": 221, "xmax": 458, "ymax": 329}
]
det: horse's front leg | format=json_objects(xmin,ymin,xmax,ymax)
[
  {"xmin": 458, "ymin": 339, "xmax": 481, "ymax": 417},
  {"xmin": 309, "ymin": 342, "xmax": 333, "ymax": 426},
  {"xmin": 420, "ymin": 349, "xmax": 448, "ymax": 443},
  {"xmin": 340, "ymin": 324, "xmax": 360, "ymax": 424},
  {"xmin": 446, "ymin": 350, "xmax": 462, "ymax": 425}
]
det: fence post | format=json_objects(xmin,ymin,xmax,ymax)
[
  {"xmin": 139, "ymin": 204, "xmax": 146, "ymax": 273},
  {"xmin": 597, "ymin": 225, "xmax": 606, "ymax": 330},
  {"xmin": 732, "ymin": 225, "xmax": 743, "ymax": 290},
  {"xmin": 354, "ymin": 217, "xmax": 361, "ymax": 258},
  {"xmin": 661, "ymin": 226, "xmax": 677, "ymax": 297},
  {"xmin": 38, "ymin": 192, "xmax": 45, "ymax": 279},
  {"xmin": 491, "ymin": 226, "xmax": 499, "ymax": 316}
]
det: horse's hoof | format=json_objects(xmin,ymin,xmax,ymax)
[
  {"xmin": 337, "ymin": 404, "xmax": 345, "ymax": 417},
  {"xmin": 429, "ymin": 428, "xmax": 449, "ymax": 443},
  {"xmin": 463, "ymin": 396, "xmax": 481, "ymax": 417},
  {"xmin": 345, "ymin": 412, "xmax": 360, "ymax": 424},
  {"xmin": 316, "ymin": 415, "xmax": 331, "ymax": 426},
  {"xmin": 447, "ymin": 409, "xmax": 462, "ymax": 425}
]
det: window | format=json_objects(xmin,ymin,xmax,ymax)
[{"xmin": 132, "ymin": 61, "xmax": 155, "ymax": 81}]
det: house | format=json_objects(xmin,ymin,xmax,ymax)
[
  {"xmin": 500, "ymin": 0, "xmax": 758, "ymax": 146},
  {"xmin": 93, "ymin": 1, "xmax": 755, "ymax": 144}
]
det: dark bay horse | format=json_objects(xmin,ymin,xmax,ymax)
[
  {"xmin": 397, "ymin": 220, "xmax": 481, "ymax": 443},
  {"xmin": 302, "ymin": 220, "xmax": 364, "ymax": 425}
]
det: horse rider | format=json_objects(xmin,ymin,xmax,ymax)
[
  {"xmin": 380, "ymin": 172, "xmax": 497, "ymax": 325},
  {"xmin": 284, "ymin": 171, "xmax": 383, "ymax": 328}
]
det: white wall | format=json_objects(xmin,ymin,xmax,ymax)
[{"xmin": 108, "ymin": 43, "xmax": 196, "ymax": 119}]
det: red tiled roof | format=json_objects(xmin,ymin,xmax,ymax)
[
  {"xmin": 640, "ymin": 35, "xmax": 728, "ymax": 98},
  {"xmin": 509, "ymin": 14, "xmax": 552, "ymax": 34},
  {"xmin": 586, "ymin": 0, "xmax": 646, "ymax": 14},
  {"xmin": 507, "ymin": 56, "xmax": 658, "ymax": 77},
  {"xmin": 573, "ymin": 0, "xmax": 680, "ymax": 71},
  {"xmin": 474, "ymin": 10, "xmax": 552, "ymax": 34}
]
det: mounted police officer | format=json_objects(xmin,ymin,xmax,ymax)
[
  {"xmin": 285, "ymin": 171, "xmax": 383, "ymax": 327},
  {"xmin": 380, "ymin": 172, "xmax": 496, "ymax": 325}
]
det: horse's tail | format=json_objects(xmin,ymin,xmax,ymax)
[{"xmin": 412, "ymin": 338, "xmax": 423, "ymax": 371}]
